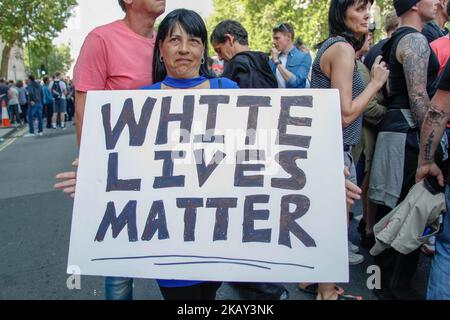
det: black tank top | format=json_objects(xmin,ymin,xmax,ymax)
[{"xmin": 382, "ymin": 27, "xmax": 440, "ymax": 108}]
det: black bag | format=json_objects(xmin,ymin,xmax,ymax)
[{"xmin": 52, "ymin": 80, "xmax": 62, "ymax": 100}]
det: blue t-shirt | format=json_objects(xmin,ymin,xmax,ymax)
[
  {"xmin": 141, "ymin": 77, "xmax": 239, "ymax": 90},
  {"xmin": 141, "ymin": 76, "xmax": 238, "ymax": 288},
  {"xmin": 42, "ymin": 85, "xmax": 54, "ymax": 104}
]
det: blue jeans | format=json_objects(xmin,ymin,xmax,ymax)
[
  {"xmin": 104, "ymin": 277, "xmax": 133, "ymax": 300},
  {"xmin": 28, "ymin": 102, "xmax": 43, "ymax": 134},
  {"xmin": 427, "ymin": 186, "xmax": 450, "ymax": 300}
]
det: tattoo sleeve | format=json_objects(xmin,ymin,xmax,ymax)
[
  {"xmin": 398, "ymin": 33, "xmax": 430, "ymax": 127},
  {"xmin": 424, "ymin": 130, "xmax": 435, "ymax": 161},
  {"xmin": 419, "ymin": 105, "xmax": 449, "ymax": 164}
]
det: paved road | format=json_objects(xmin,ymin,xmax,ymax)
[{"xmin": 0, "ymin": 123, "xmax": 432, "ymax": 300}]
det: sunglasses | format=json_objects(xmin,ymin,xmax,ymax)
[{"xmin": 275, "ymin": 23, "xmax": 290, "ymax": 33}]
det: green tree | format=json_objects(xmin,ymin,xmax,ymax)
[
  {"xmin": 372, "ymin": 0, "xmax": 395, "ymax": 40},
  {"xmin": 207, "ymin": 0, "xmax": 331, "ymax": 54},
  {"xmin": 207, "ymin": 0, "xmax": 395, "ymax": 55},
  {"xmin": 25, "ymin": 43, "xmax": 74, "ymax": 77},
  {"xmin": 0, "ymin": 0, "xmax": 77, "ymax": 77},
  {"xmin": 377, "ymin": 0, "xmax": 394, "ymax": 17}
]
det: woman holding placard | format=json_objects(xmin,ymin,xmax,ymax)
[
  {"xmin": 55, "ymin": 7, "xmax": 364, "ymax": 301},
  {"xmin": 139, "ymin": 8, "xmax": 240, "ymax": 300},
  {"xmin": 56, "ymin": 8, "xmax": 238, "ymax": 300}
]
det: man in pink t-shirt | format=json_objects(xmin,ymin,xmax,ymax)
[
  {"xmin": 73, "ymin": 0, "xmax": 165, "ymax": 144},
  {"xmin": 61, "ymin": 0, "xmax": 166, "ymax": 300}
]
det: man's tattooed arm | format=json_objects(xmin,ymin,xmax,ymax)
[
  {"xmin": 424, "ymin": 130, "xmax": 435, "ymax": 162},
  {"xmin": 398, "ymin": 33, "xmax": 430, "ymax": 127},
  {"xmin": 416, "ymin": 86, "xmax": 450, "ymax": 184},
  {"xmin": 419, "ymin": 105, "xmax": 449, "ymax": 164}
]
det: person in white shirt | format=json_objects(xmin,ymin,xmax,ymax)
[{"xmin": 7, "ymin": 81, "xmax": 22, "ymax": 125}]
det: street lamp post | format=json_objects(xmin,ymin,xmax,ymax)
[
  {"xmin": 24, "ymin": 26, "xmax": 32, "ymax": 74},
  {"xmin": 12, "ymin": 65, "xmax": 17, "ymax": 82}
]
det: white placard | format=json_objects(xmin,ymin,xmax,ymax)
[{"xmin": 68, "ymin": 89, "xmax": 349, "ymax": 283}]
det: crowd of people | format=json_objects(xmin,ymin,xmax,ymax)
[
  {"xmin": 0, "ymin": 73, "xmax": 75, "ymax": 137},
  {"xmin": 53, "ymin": 0, "xmax": 450, "ymax": 301}
]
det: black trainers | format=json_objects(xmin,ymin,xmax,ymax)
[
  {"xmin": 391, "ymin": 287, "xmax": 423, "ymax": 300},
  {"xmin": 373, "ymin": 288, "xmax": 396, "ymax": 300},
  {"xmin": 231, "ymin": 283, "xmax": 288, "ymax": 300}
]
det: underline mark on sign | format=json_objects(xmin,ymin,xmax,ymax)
[
  {"xmin": 91, "ymin": 254, "xmax": 315, "ymax": 270},
  {"xmin": 154, "ymin": 261, "xmax": 271, "ymax": 270}
]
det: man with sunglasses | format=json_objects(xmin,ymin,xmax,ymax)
[{"xmin": 270, "ymin": 22, "xmax": 312, "ymax": 89}]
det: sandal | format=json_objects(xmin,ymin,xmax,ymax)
[
  {"xmin": 317, "ymin": 292, "xmax": 363, "ymax": 300},
  {"xmin": 336, "ymin": 293, "xmax": 363, "ymax": 300},
  {"xmin": 298, "ymin": 283, "xmax": 345, "ymax": 296}
]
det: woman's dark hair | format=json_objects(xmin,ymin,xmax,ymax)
[
  {"xmin": 207, "ymin": 57, "xmax": 215, "ymax": 68},
  {"xmin": 153, "ymin": 9, "xmax": 210, "ymax": 83},
  {"xmin": 324, "ymin": 0, "xmax": 373, "ymax": 51},
  {"xmin": 118, "ymin": 0, "xmax": 126, "ymax": 12}
]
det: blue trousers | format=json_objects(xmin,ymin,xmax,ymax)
[
  {"xmin": 104, "ymin": 277, "xmax": 133, "ymax": 300},
  {"xmin": 427, "ymin": 186, "xmax": 450, "ymax": 299},
  {"xmin": 28, "ymin": 102, "xmax": 43, "ymax": 134}
]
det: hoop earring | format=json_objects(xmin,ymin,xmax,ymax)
[
  {"xmin": 160, "ymin": 56, "xmax": 164, "ymax": 63},
  {"xmin": 201, "ymin": 57, "xmax": 205, "ymax": 64}
]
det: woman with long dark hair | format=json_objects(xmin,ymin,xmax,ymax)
[
  {"xmin": 298, "ymin": 0, "xmax": 389, "ymax": 300},
  {"xmin": 140, "ymin": 8, "xmax": 239, "ymax": 300},
  {"xmin": 151, "ymin": 10, "xmax": 211, "ymax": 83}
]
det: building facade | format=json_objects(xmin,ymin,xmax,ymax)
[{"xmin": 0, "ymin": 40, "xmax": 26, "ymax": 81}]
